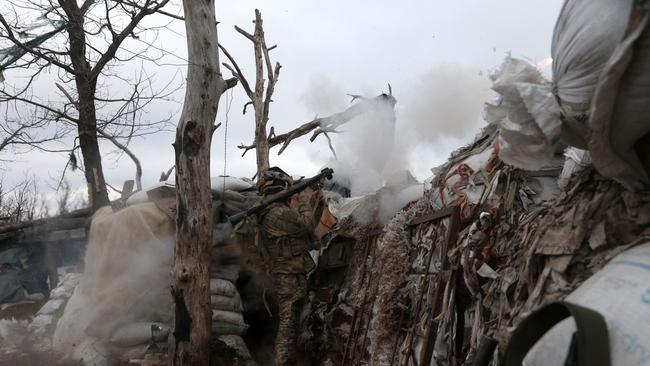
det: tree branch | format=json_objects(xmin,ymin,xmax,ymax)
[
  {"xmin": 238, "ymin": 93, "xmax": 397, "ymax": 156},
  {"xmin": 218, "ymin": 43, "xmax": 253, "ymax": 98}
]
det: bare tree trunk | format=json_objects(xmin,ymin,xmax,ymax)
[
  {"xmin": 77, "ymin": 85, "xmax": 110, "ymax": 209},
  {"xmin": 254, "ymin": 105, "xmax": 270, "ymax": 173},
  {"xmin": 61, "ymin": 0, "xmax": 109, "ymax": 210},
  {"xmin": 170, "ymin": 0, "xmax": 225, "ymax": 364},
  {"xmin": 220, "ymin": 10, "xmax": 279, "ymax": 175}
]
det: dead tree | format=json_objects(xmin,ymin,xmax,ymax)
[
  {"xmin": 170, "ymin": 0, "xmax": 232, "ymax": 364},
  {"xmin": 237, "ymin": 91, "xmax": 397, "ymax": 158},
  {"xmin": 220, "ymin": 9, "xmax": 280, "ymax": 175},
  {"xmin": 0, "ymin": 0, "xmax": 179, "ymax": 210}
]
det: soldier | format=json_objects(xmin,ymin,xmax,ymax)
[{"xmin": 256, "ymin": 167, "xmax": 323, "ymax": 366}]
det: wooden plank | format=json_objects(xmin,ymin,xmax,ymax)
[
  {"xmin": 419, "ymin": 205, "xmax": 460, "ymax": 365},
  {"xmin": 409, "ymin": 206, "xmax": 458, "ymax": 227},
  {"xmin": 0, "ymin": 208, "xmax": 92, "ymax": 235}
]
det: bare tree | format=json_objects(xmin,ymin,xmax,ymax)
[
  {"xmin": 237, "ymin": 91, "xmax": 397, "ymax": 158},
  {"xmin": 170, "ymin": 0, "xmax": 233, "ymax": 364},
  {"xmin": 56, "ymin": 179, "xmax": 71, "ymax": 215},
  {"xmin": 220, "ymin": 9, "xmax": 280, "ymax": 175},
  {"xmin": 0, "ymin": 0, "xmax": 180, "ymax": 210},
  {"xmin": 0, "ymin": 174, "xmax": 47, "ymax": 223}
]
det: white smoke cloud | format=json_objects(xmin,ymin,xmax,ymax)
[{"xmin": 304, "ymin": 66, "xmax": 489, "ymax": 193}]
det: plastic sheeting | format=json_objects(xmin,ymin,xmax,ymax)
[{"xmin": 484, "ymin": 57, "xmax": 562, "ymax": 170}]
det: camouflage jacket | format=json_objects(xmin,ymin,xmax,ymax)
[{"xmin": 258, "ymin": 195, "xmax": 319, "ymax": 274}]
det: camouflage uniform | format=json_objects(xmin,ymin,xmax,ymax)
[{"xmin": 259, "ymin": 196, "xmax": 319, "ymax": 366}]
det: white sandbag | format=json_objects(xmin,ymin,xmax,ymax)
[
  {"xmin": 588, "ymin": 11, "xmax": 650, "ymax": 190},
  {"xmin": 109, "ymin": 322, "xmax": 169, "ymax": 348},
  {"xmin": 210, "ymin": 176, "xmax": 254, "ymax": 193},
  {"xmin": 212, "ymin": 294, "xmax": 243, "ymax": 312},
  {"xmin": 126, "ymin": 177, "xmax": 252, "ymax": 206},
  {"xmin": 552, "ymin": 0, "xmax": 634, "ymax": 112},
  {"xmin": 36, "ymin": 298, "xmax": 65, "ymax": 315},
  {"xmin": 125, "ymin": 182, "xmax": 175, "ymax": 206},
  {"xmin": 524, "ymin": 242, "xmax": 650, "ymax": 366},
  {"xmin": 212, "ymin": 309, "xmax": 246, "ymax": 326},
  {"xmin": 558, "ymin": 147, "xmax": 591, "ymax": 189},
  {"xmin": 50, "ymin": 273, "xmax": 81, "ymax": 299},
  {"xmin": 26, "ymin": 314, "xmax": 53, "ymax": 336},
  {"xmin": 484, "ymin": 57, "xmax": 562, "ymax": 170},
  {"xmin": 210, "ymin": 278, "xmax": 237, "ymax": 297}
]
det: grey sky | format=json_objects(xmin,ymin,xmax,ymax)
[{"xmin": 1, "ymin": 0, "xmax": 564, "ymax": 202}]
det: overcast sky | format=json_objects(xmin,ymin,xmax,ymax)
[{"xmin": 1, "ymin": 0, "xmax": 564, "ymax": 204}]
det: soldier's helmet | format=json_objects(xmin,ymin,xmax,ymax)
[{"xmin": 257, "ymin": 166, "xmax": 293, "ymax": 194}]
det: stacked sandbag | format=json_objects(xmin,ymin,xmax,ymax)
[
  {"xmin": 126, "ymin": 176, "xmax": 256, "ymax": 207},
  {"xmin": 484, "ymin": 57, "xmax": 563, "ymax": 170},
  {"xmin": 210, "ymin": 277, "xmax": 247, "ymax": 336},
  {"xmin": 213, "ymin": 189, "xmax": 261, "ymax": 218},
  {"xmin": 551, "ymin": 0, "xmax": 634, "ymax": 126},
  {"xmin": 587, "ymin": 4, "xmax": 650, "ymax": 190},
  {"xmin": 26, "ymin": 273, "xmax": 80, "ymax": 352},
  {"xmin": 107, "ymin": 321, "xmax": 169, "ymax": 358},
  {"xmin": 552, "ymin": 0, "xmax": 650, "ymax": 189},
  {"xmin": 487, "ymin": 0, "xmax": 650, "ymax": 190}
]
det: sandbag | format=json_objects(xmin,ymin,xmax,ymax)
[
  {"xmin": 558, "ymin": 147, "xmax": 591, "ymax": 189},
  {"xmin": 588, "ymin": 9, "xmax": 650, "ymax": 190},
  {"xmin": 213, "ymin": 309, "xmax": 246, "ymax": 326},
  {"xmin": 213, "ymin": 321, "xmax": 248, "ymax": 336},
  {"xmin": 524, "ymin": 242, "xmax": 650, "ymax": 365},
  {"xmin": 484, "ymin": 57, "xmax": 562, "ymax": 170},
  {"xmin": 211, "ymin": 176, "xmax": 254, "ymax": 193},
  {"xmin": 36, "ymin": 298, "xmax": 65, "ymax": 315},
  {"xmin": 212, "ymin": 264, "xmax": 240, "ymax": 282},
  {"xmin": 109, "ymin": 322, "xmax": 169, "ymax": 348},
  {"xmin": 210, "ymin": 278, "xmax": 237, "ymax": 297},
  {"xmin": 126, "ymin": 176, "xmax": 253, "ymax": 206},
  {"xmin": 125, "ymin": 182, "xmax": 175, "ymax": 206},
  {"xmin": 212, "ymin": 294, "xmax": 242, "ymax": 312},
  {"xmin": 552, "ymin": 0, "xmax": 634, "ymax": 114}
]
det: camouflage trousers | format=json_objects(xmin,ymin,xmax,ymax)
[{"xmin": 273, "ymin": 273, "xmax": 307, "ymax": 366}]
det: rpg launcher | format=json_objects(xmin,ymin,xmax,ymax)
[{"xmin": 227, "ymin": 167, "xmax": 334, "ymax": 225}]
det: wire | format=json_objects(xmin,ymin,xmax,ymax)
[{"xmin": 222, "ymin": 87, "xmax": 234, "ymax": 198}]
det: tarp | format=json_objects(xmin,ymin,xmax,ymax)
[{"xmin": 53, "ymin": 202, "xmax": 175, "ymax": 360}]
